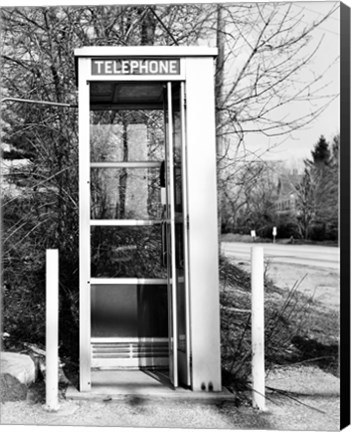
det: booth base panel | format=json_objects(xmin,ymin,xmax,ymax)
[
  {"xmin": 66, "ymin": 370, "xmax": 234, "ymax": 402},
  {"xmin": 91, "ymin": 338, "xmax": 169, "ymax": 369}
]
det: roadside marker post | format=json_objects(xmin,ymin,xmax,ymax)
[
  {"xmin": 272, "ymin": 226, "xmax": 277, "ymax": 243},
  {"xmin": 251, "ymin": 246, "xmax": 266, "ymax": 411},
  {"xmin": 45, "ymin": 249, "xmax": 59, "ymax": 412}
]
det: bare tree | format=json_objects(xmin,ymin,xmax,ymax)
[
  {"xmin": 210, "ymin": 3, "xmax": 339, "ymax": 235},
  {"xmin": 221, "ymin": 159, "xmax": 280, "ymax": 234},
  {"xmin": 1, "ymin": 4, "xmax": 339, "ymax": 344},
  {"xmin": 217, "ymin": 3, "xmax": 338, "ymax": 139}
]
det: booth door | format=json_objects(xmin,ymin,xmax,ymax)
[
  {"xmin": 87, "ymin": 80, "xmax": 190, "ymax": 388},
  {"xmin": 89, "ymin": 104, "xmax": 170, "ymax": 372},
  {"xmin": 164, "ymin": 81, "xmax": 191, "ymax": 388}
]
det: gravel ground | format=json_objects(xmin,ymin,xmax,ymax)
[{"xmin": 0, "ymin": 366, "xmax": 340, "ymax": 430}]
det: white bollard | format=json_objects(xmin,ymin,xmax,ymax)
[
  {"xmin": 45, "ymin": 249, "xmax": 59, "ymax": 411},
  {"xmin": 251, "ymin": 246, "xmax": 266, "ymax": 411}
]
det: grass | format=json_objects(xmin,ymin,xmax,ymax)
[
  {"xmin": 219, "ymin": 255, "xmax": 339, "ymax": 394},
  {"xmin": 2, "ymin": 254, "xmax": 338, "ymax": 405}
]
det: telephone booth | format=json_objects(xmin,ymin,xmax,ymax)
[{"xmin": 75, "ymin": 46, "xmax": 221, "ymax": 393}]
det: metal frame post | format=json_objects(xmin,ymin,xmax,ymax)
[
  {"xmin": 185, "ymin": 56, "xmax": 221, "ymax": 391},
  {"xmin": 180, "ymin": 81, "xmax": 192, "ymax": 387}
]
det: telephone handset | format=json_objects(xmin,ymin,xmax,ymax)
[{"xmin": 159, "ymin": 160, "xmax": 184, "ymax": 269}]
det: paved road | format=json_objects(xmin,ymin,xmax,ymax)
[{"xmin": 221, "ymin": 242, "xmax": 340, "ymax": 270}]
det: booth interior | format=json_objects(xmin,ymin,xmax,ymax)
[{"xmin": 88, "ymin": 80, "xmax": 188, "ymax": 391}]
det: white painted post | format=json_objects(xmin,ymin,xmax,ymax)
[
  {"xmin": 272, "ymin": 226, "xmax": 277, "ymax": 243},
  {"xmin": 251, "ymin": 246, "xmax": 266, "ymax": 410},
  {"xmin": 250, "ymin": 230, "xmax": 256, "ymax": 242},
  {"xmin": 45, "ymin": 249, "xmax": 59, "ymax": 411}
]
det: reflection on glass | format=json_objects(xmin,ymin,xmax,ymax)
[
  {"xmin": 91, "ymin": 226, "xmax": 168, "ymax": 278},
  {"xmin": 171, "ymin": 83, "xmax": 187, "ymax": 352},
  {"xmin": 138, "ymin": 285, "xmax": 168, "ymax": 338},
  {"xmin": 90, "ymin": 110, "xmax": 165, "ymax": 162},
  {"xmin": 91, "ymin": 168, "xmax": 163, "ymax": 219}
]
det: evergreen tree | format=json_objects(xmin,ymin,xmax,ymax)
[
  {"xmin": 311, "ymin": 135, "xmax": 331, "ymax": 166},
  {"xmin": 294, "ymin": 134, "xmax": 338, "ymax": 240}
]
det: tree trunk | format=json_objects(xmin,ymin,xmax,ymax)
[
  {"xmin": 139, "ymin": 7, "xmax": 156, "ymax": 45},
  {"xmin": 118, "ymin": 115, "xmax": 129, "ymax": 218}
]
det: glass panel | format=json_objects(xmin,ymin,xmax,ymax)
[
  {"xmin": 91, "ymin": 168, "xmax": 163, "ymax": 220},
  {"xmin": 90, "ymin": 110, "xmax": 165, "ymax": 162},
  {"xmin": 137, "ymin": 285, "xmax": 168, "ymax": 338},
  {"xmin": 172, "ymin": 82, "xmax": 188, "ymax": 361},
  {"xmin": 91, "ymin": 226, "xmax": 168, "ymax": 278},
  {"xmin": 91, "ymin": 284, "xmax": 168, "ymax": 338},
  {"xmin": 91, "ymin": 284, "xmax": 138, "ymax": 337},
  {"xmin": 164, "ymin": 82, "xmax": 175, "ymax": 385},
  {"xmin": 175, "ymin": 222, "xmax": 186, "ymax": 352}
]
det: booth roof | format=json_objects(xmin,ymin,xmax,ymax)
[{"xmin": 74, "ymin": 46, "xmax": 218, "ymax": 58}]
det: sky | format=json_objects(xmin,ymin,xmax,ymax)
[{"xmin": 241, "ymin": 1, "xmax": 341, "ymax": 170}]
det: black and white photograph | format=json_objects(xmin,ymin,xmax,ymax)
[{"xmin": 0, "ymin": 0, "xmax": 350, "ymax": 429}]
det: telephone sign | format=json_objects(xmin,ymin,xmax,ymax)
[{"xmin": 92, "ymin": 58, "xmax": 181, "ymax": 75}]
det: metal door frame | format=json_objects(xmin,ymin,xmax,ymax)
[
  {"xmin": 164, "ymin": 81, "xmax": 191, "ymax": 388},
  {"xmin": 166, "ymin": 81, "xmax": 178, "ymax": 388},
  {"xmin": 79, "ymin": 73, "xmax": 190, "ymax": 391},
  {"xmin": 180, "ymin": 81, "xmax": 191, "ymax": 387}
]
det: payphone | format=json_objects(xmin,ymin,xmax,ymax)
[{"xmin": 75, "ymin": 46, "xmax": 221, "ymax": 393}]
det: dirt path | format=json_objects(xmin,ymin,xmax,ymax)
[
  {"xmin": 0, "ymin": 366, "xmax": 339, "ymax": 430},
  {"xmin": 265, "ymin": 365, "xmax": 340, "ymax": 430}
]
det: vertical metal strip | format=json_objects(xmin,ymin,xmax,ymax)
[
  {"xmin": 163, "ymin": 85, "xmax": 173, "ymax": 383},
  {"xmin": 167, "ymin": 82, "xmax": 178, "ymax": 388},
  {"xmin": 180, "ymin": 81, "xmax": 191, "ymax": 387},
  {"xmin": 79, "ymin": 60, "xmax": 91, "ymax": 391}
]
